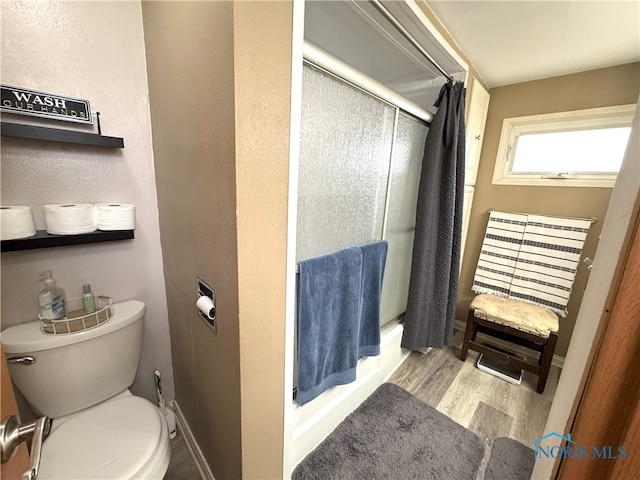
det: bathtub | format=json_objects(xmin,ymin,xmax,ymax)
[{"xmin": 291, "ymin": 320, "xmax": 409, "ymax": 468}]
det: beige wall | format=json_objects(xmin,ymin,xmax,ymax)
[
  {"xmin": 0, "ymin": 0, "xmax": 173, "ymax": 405},
  {"xmin": 142, "ymin": 2, "xmax": 242, "ymax": 478},
  {"xmin": 458, "ymin": 62, "xmax": 640, "ymax": 357},
  {"xmin": 234, "ymin": 2, "xmax": 292, "ymax": 478},
  {"xmin": 142, "ymin": 2, "xmax": 293, "ymax": 478}
]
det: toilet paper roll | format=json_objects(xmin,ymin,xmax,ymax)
[
  {"xmin": 95, "ymin": 203, "xmax": 136, "ymax": 231},
  {"xmin": 196, "ymin": 295, "xmax": 216, "ymax": 320},
  {"xmin": 0, "ymin": 206, "xmax": 36, "ymax": 240},
  {"xmin": 44, "ymin": 204, "xmax": 97, "ymax": 235}
]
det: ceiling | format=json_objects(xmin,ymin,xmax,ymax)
[{"xmin": 426, "ymin": 0, "xmax": 640, "ymax": 88}]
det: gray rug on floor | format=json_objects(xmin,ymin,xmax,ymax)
[
  {"xmin": 484, "ymin": 437, "xmax": 535, "ymax": 480},
  {"xmin": 292, "ymin": 383, "xmax": 485, "ymax": 480}
]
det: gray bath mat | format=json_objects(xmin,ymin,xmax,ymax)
[
  {"xmin": 292, "ymin": 383, "xmax": 485, "ymax": 480},
  {"xmin": 484, "ymin": 437, "xmax": 535, "ymax": 480}
]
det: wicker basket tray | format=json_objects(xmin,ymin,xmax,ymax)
[{"xmin": 41, "ymin": 296, "xmax": 112, "ymax": 335}]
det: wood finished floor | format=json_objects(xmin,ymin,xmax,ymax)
[
  {"xmin": 163, "ymin": 330, "xmax": 560, "ymax": 478},
  {"xmin": 164, "ymin": 430, "xmax": 202, "ymax": 479},
  {"xmin": 388, "ymin": 330, "xmax": 561, "ymax": 446}
]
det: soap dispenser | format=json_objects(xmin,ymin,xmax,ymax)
[{"xmin": 38, "ymin": 271, "xmax": 66, "ymax": 320}]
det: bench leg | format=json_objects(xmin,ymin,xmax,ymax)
[
  {"xmin": 460, "ymin": 309, "xmax": 476, "ymax": 361},
  {"xmin": 536, "ymin": 332, "xmax": 558, "ymax": 394}
]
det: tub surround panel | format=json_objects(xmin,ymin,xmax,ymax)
[{"xmin": 0, "ymin": 0, "xmax": 173, "ymax": 405}]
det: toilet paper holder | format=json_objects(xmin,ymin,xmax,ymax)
[{"xmin": 196, "ymin": 277, "xmax": 216, "ymax": 333}]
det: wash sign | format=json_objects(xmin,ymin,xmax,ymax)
[{"xmin": 1, "ymin": 85, "xmax": 92, "ymax": 123}]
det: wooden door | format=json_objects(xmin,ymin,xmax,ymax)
[
  {"xmin": 558, "ymin": 213, "xmax": 640, "ymax": 479},
  {"xmin": 1, "ymin": 347, "xmax": 30, "ymax": 479}
]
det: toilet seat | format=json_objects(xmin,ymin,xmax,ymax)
[{"xmin": 38, "ymin": 395, "xmax": 170, "ymax": 480}]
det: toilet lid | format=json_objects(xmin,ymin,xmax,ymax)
[{"xmin": 39, "ymin": 396, "xmax": 165, "ymax": 480}]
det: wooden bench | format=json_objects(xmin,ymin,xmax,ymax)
[{"xmin": 460, "ymin": 294, "xmax": 559, "ymax": 394}]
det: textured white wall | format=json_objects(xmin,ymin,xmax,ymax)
[{"xmin": 0, "ymin": 0, "xmax": 174, "ymax": 403}]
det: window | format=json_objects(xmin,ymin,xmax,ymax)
[{"xmin": 492, "ymin": 104, "xmax": 635, "ymax": 187}]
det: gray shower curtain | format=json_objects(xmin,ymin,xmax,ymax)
[{"xmin": 401, "ymin": 80, "xmax": 466, "ymax": 350}]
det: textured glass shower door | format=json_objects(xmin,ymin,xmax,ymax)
[
  {"xmin": 380, "ymin": 113, "xmax": 428, "ymax": 322},
  {"xmin": 296, "ymin": 64, "xmax": 396, "ymax": 260},
  {"xmin": 297, "ymin": 63, "xmax": 428, "ymax": 326}
]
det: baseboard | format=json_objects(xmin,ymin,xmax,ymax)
[
  {"xmin": 172, "ymin": 400, "xmax": 216, "ymax": 480},
  {"xmin": 453, "ymin": 319, "xmax": 565, "ymax": 369}
]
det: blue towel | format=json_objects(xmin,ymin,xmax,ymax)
[
  {"xmin": 296, "ymin": 247, "xmax": 363, "ymax": 406},
  {"xmin": 358, "ymin": 241, "xmax": 388, "ymax": 357}
]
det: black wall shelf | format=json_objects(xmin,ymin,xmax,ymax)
[
  {"xmin": 1, "ymin": 122, "xmax": 124, "ymax": 148},
  {"xmin": 1, "ymin": 230, "xmax": 134, "ymax": 252}
]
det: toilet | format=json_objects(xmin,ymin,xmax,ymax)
[{"xmin": 1, "ymin": 300, "xmax": 170, "ymax": 479}]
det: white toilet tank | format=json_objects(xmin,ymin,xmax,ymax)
[{"xmin": 1, "ymin": 300, "xmax": 146, "ymax": 418}]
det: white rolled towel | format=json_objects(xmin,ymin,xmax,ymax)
[
  {"xmin": 95, "ymin": 203, "xmax": 136, "ymax": 230},
  {"xmin": 44, "ymin": 204, "xmax": 97, "ymax": 235},
  {"xmin": 1, "ymin": 205, "xmax": 36, "ymax": 240}
]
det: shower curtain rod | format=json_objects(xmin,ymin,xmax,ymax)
[
  {"xmin": 368, "ymin": 0, "xmax": 454, "ymax": 82},
  {"xmin": 486, "ymin": 208, "xmax": 598, "ymax": 225}
]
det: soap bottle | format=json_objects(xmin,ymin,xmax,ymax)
[
  {"xmin": 82, "ymin": 284, "xmax": 96, "ymax": 314},
  {"xmin": 38, "ymin": 271, "xmax": 66, "ymax": 320}
]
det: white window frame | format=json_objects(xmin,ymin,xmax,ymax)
[{"xmin": 492, "ymin": 104, "xmax": 636, "ymax": 188}]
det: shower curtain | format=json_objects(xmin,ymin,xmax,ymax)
[{"xmin": 401, "ymin": 80, "xmax": 466, "ymax": 350}]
